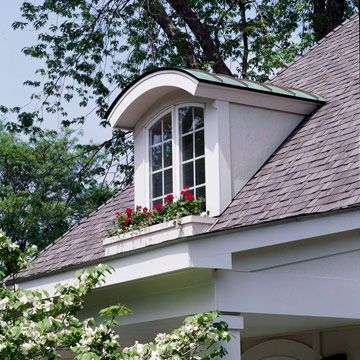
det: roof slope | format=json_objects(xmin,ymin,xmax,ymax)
[
  {"xmin": 213, "ymin": 15, "xmax": 360, "ymax": 231},
  {"xmin": 18, "ymin": 186, "xmax": 133, "ymax": 279},
  {"xmin": 18, "ymin": 15, "xmax": 359, "ymax": 281}
]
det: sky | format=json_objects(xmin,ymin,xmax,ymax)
[{"xmin": 0, "ymin": 1, "xmax": 113, "ymax": 143}]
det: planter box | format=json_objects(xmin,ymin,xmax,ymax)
[{"xmin": 103, "ymin": 215, "xmax": 216, "ymax": 257}]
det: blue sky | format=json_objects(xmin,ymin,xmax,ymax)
[{"xmin": 0, "ymin": 1, "xmax": 112, "ymax": 143}]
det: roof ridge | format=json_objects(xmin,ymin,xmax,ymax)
[{"xmin": 270, "ymin": 13, "xmax": 358, "ymax": 82}]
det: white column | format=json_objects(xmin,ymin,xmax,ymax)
[{"xmin": 219, "ymin": 314, "xmax": 243, "ymax": 359}]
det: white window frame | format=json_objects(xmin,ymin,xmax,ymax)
[{"xmin": 145, "ymin": 102, "xmax": 205, "ymax": 208}]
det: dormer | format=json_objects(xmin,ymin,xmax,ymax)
[{"xmin": 107, "ymin": 68, "xmax": 325, "ymax": 216}]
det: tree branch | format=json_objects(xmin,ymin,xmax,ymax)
[
  {"xmin": 142, "ymin": 0, "xmax": 198, "ymax": 67},
  {"xmin": 165, "ymin": 0, "xmax": 232, "ymax": 75}
]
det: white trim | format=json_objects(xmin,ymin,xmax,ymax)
[
  {"xmin": 109, "ymin": 71, "xmax": 199, "ymax": 129},
  {"xmin": 214, "ymin": 268, "xmax": 360, "ymax": 319},
  {"xmin": 18, "ymin": 210, "xmax": 360, "ymax": 295},
  {"xmin": 242, "ymin": 339, "xmax": 321, "ymax": 360},
  {"xmin": 108, "ymin": 70, "xmax": 320, "ymax": 130}
]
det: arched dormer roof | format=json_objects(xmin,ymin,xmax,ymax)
[{"xmin": 107, "ymin": 68, "xmax": 325, "ymax": 130}]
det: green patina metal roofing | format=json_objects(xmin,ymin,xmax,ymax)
[
  {"xmin": 105, "ymin": 67, "xmax": 325, "ymax": 118},
  {"xmin": 183, "ymin": 68, "xmax": 326, "ymax": 102}
]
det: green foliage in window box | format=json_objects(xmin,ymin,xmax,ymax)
[{"xmin": 113, "ymin": 187, "xmax": 206, "ymax": 235}]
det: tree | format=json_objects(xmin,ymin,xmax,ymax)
[
  {"xmin": 0, "ymin": 122, "xmax": 133, "ymax": 251},
  {"xmin": 0, "ymin": 231, "xmax": 230, "ymax": 359},
  {"xmin": 0, "ymin": 0, "xmax": 357, "ymax": 189}
]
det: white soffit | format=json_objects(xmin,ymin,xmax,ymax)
[{"xmin": 107, "ymin": 69, "xmax": 325, "ymax": 130}]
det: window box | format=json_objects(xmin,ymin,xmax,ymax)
[{"xmin": 103, "ymin": 215, "xmax": 216, "ymax": 257}]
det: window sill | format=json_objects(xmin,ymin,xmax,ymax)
[{"xmin": 103, "ymin": 215, "xmax": 216, "ymax": 257}]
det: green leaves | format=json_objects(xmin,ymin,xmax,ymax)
[
  {"xmin": 99, "ymin": 304, "xmax": 130, "ymax": 318},
  {"xmin": 0, "ymin": 123, "xmax": 115, "ymax": 251},
  {"xmin": 0, "ymin": 232, "xmax": 231, "ymax": 359}
]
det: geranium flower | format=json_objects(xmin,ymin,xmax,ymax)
[
  {"xmin": 146, "ymin": 212, "xmax": 152, "ymax": 217},
  {"xmin": 165, "ymin": 194, "xmax": 174, "ymax": 203},
  {"xmin": 143, "ymin": 207, "xmax": 148, "ymax": 213},
  {"xmin": 136, "ymin": 205, "xmax": 142, "ymax": 211},
  {"xmin": 114, "ymin": 211, "xmax": 121, "ymax": 217},
  {"xmin": 181, "ymin": 186, "xmax": 191, "ymax": 195},
  {"xmin": 185, "ymin": 193, "xmax": 194, "ymax": 201},
  {"xmin": 124, "ymin": 217, "xmax": 132, "ymax": 224},
  {"xmin": 153, "ymin": 203, "xmax": 163, "ymax": 211},
  {"xmin": 125, "ymin": 208, "xmax": 133, "ymax": 216}
]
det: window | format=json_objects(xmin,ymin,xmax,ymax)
[
  {"xmin": 179, "ymin": 107, "xmax": 205, "ymax": 200},
  {"xmin": 149, "ymin": 113, "xmax": 173, "ymax": 207},
  {"xmin": 149, "ymin": 105, "xmax": 205, "ymax": 208}
]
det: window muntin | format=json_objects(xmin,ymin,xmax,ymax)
[
  {"xmin": 179, "ymin": 106, "xmax": 206, "ymax": 203},
  {"xmin": 149, "ymin": 113, "xmax": 173, "ymax": 206}
]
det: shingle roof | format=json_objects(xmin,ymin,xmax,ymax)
[
  {"xmin": 212, "ymin": 14, "xmax": 360, "ymax": 231},
  {"xmin": 18, "ymin": 185, "xmax": 133, "ymax": 280},
  {"xmin": 18, "ymin": 15, "xmax": 359, "ymax": 281}
]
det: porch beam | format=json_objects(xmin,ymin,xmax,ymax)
[{"xmin": 215, "ymin": 269, "xmax": 360, "ymax": 319}]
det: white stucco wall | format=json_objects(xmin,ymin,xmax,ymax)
[{"xmin": 229, "ymin": 103, "xmax": 303, "ymax": 195}]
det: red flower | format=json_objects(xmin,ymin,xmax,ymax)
[
  {"xmin": 124, "ymin": 217, "xmax": 132, "ymax": 224},
  {"xmin": 185, "ymin": 193, "xmax": 194, "ymax": 201},
  {"xmin": 146, "ymin": 212, "xmax": 152, "ymax": 217},
  {"xmin": 125, "ymin": 208, "xmax": 133, "ymax": 216},
  {"xmin": 153, "ymin": 203, "xmax": 163, "ymax": 211},
  {"xmin": 165, "ymin": 194, "xmax": 174, "ymax": 203},
  {"xmin": 136, "ymin": 205, "xmax": 142, "ymax": 211},
  {"xmin": 143, "ymin": 207, "xmax": 148, "ymax": 213},
  {"xmin": 114, "ymin": 211, "xmax": 121, "ymax": 217},
  {"xmin": 181, "ymin": 186, "xmax": 190, "ymax": 196}
]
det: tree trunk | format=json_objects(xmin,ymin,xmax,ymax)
[
  {"xmin": 165, "ymin": 0, "xmax": 232, "ymax": 75},
  {"xmin": 325, "ymin": 0, "xmax": 346, "ymax": 34},
  {"xmin": 312, "ymin": 0, "xmax": 345, "ymax": 41},
  {"xmin": 142, "ymin": 0, "xmax": 198, "ymax": 67},
  {"xmin": 238, "ymin": 0, "xmax": 249, "ymax": 78}
]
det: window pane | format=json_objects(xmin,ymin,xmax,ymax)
[
  {"xmin": 163, "ymin": 114, "xmax": 172, "ymax": 141},
  {"xmin": 182, "ymin": 162, "xmax": 194, "ymax": 188},
  {"xmin": 151, "ymin": 145, "xmax": 162, "ymax": 171},
  {"xmin": 195, "ymin": 158, "xmax": 205, "ymax": 185},
  {"xmin": 196, "ymin": 186, "xmax": 205, "ymax": 199},
  {"xmin": 150, "ymin": 121, "xmax": 162, "ymax": 145},
  {"xmin": 196, "ymin": 186, "xmax": 206, "ymax": 210},
  {"xmin": 194, "ymin": 107, "xmax": 204, "ymax": 129},
  {"xmin": 195, "ymin": 130, "xmax": 204, "ymax": 157},
  {"xmin": 152, "ymin": 172, "xmax": 162, "ymax": 198},
  {"xmin": 163, "ymin": 141, "xmax": 172, "ymax": 168},
  {"xmin": 182, "ymin": 134, "xmax": 193, "ymax": 161},
  {"xmin": 179, "ymin": 107, "xmax": 193, "ymax": 134},
  {"xmin": 152, "ymin": 198, "xmax": 163, "ymax": 207},
  {"xmin": 164, "ymin": 169, "xmax": 173, "ymax": 194}
]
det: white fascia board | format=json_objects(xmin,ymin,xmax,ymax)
[
  {"xmin": 18, "ymin": 209, "xmax": 360, "ymax": 294},
  {"xmin": 18, "ymin": 242, "xmax": 192, "ymax": 296},
  {"xmin": 189, "ymin": 209, "xmax": 360, "ymax": 269},
  {"xmin": 215, "ymin": 269, "xmax": 360, "ymax": 319},
  {"xmin": 195, "ymin": 83, "xmax": 319, "ymax": 116},
  {"xmin": 108, "ymin": 71, "xmax": 198, "ymax": 129}
]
